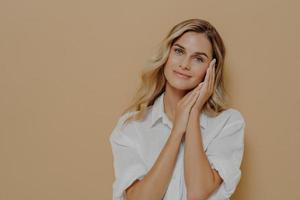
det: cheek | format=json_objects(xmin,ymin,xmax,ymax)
[
  {"xmin": 194, "ymin": 67, "xmax": 208, "ymax": 81},
  {"xmin": 166, "ymin": 54, "xmax": 180, "ymax": 66}
]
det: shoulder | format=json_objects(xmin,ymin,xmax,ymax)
[
  {"xmin": 109, "ymin": 111, "xmax": 139, "ymax": 145},
  {"xmin": 206, "ymin": 108, "xmax": 246, "ymax": 130},
  {"xmin": 219, "ymin": 108, "xmax": 245, "ymax": 123}
]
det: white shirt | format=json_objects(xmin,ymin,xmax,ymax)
[{"xmin": 109, "ymin": 91, "xmax": 246, "ymax": 200}]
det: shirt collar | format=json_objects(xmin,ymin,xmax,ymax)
[{"xmin": 149, "ymin": 91, "xmax": 207, "ymax": 129}]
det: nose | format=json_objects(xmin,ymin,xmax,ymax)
[{"xmin": 179, "ymin": 57, "xmax": 190, "ymax": 70}]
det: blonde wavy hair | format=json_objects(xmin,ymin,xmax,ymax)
[{"xmin": 122, "ymin": 18, "xmax": 230, "ymax": 125}]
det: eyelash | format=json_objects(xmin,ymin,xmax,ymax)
[{"xmin": 174, "ymin": 48, "xmax": 204, "ymax": 62}]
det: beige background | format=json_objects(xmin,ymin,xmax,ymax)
[{"xmin": 1, "ymin": 0, "xmax": 299, "ymax": 199}]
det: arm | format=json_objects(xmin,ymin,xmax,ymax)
[
  {"xmin": 184, "ymin": 111, "xmax": 222, "ymax": 200},
  {"xmin": 126, "ymin": 129, "xmax": 184, "ymax": 200}
]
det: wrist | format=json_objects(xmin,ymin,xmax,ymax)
[
  {"xmin": 170, "ymin": 129, "xmax": 184, "ymax": 143},
  {"xmin": 190, "ymin": 107, "xmax": 202, "ymax": 116},
  {"xmin": 171, "ymin": 126, "xmax": 185, "ymax": 137}
]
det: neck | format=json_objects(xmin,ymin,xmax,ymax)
[{"xmin": 163, "ymin": 82, "xmax": 189, "ymax": 122}]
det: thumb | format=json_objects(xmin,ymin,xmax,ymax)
[{"xmin": 199, "ymin": 82, "xmax": 204, "ymax": 88}]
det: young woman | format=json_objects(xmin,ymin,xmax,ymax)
[{"xmin": 109, "ymin": 18, "xmax": 246, "ymax": 200}]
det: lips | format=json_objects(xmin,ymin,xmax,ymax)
[{"xmin": 173, "ymin": 70, "xmax": 191, "ymax": 79}]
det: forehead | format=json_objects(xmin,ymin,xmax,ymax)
[{"xmin": 173, "ymin": 32, "xmax": 212, "ymax": 56}]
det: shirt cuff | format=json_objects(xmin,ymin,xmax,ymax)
[
  {"xmin": 113, "ymin": 164, "xmax": 147, "ymax": 200},
  {"xmin": 207, "ymin": 157, "xmax": 241, "ymax": 199}
]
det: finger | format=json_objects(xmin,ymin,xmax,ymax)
[
  {"xmin": 207, "ymin": 59, "xmax": 215, "ymax": 89},
  {"xmin": 204, "ymin": 67, "xmax": 210, "ymax": 83},
  {"xmin": 182, "ymin": 89, "xmax": 199, "ymax": 106},
  {"xmin": 210, "ymin": 58, "xmax": 216, "ymax": 78},
  {"xmin": 198, "ymin": 82, "xmax": 204, "ymax": 89},
  {"xmin": 209, "ymin": 61, "xmax": 216, "ymax": 91},
  {"xmin": 180, "ymin": 89, "xmax": 195, "ymax": 104},
  {"xmin": 210, "ymin": 58, "xmax": 216, "ymax": 67},
  {"xmin": 201, "ymin": 71, "xmax": 209, "ymax": 93},
  {"xmin": 185, "ymin": 82, "xmax": 204, "ymax": 106},
  {"xmin": 208, "ymin": 65, "xmax": 213, "ymax": 90},
  {"xmin": 187, "ymin": 89, "xmax": 200, "ymax": 108},
  {"xmin": 181, "ymin": 84, "xmax": 202, "ymax": 104},
  {"xmin": 211, "ymin": 64, "xmax": 215, "ymax": 90}
]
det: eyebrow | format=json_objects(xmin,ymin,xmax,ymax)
[{"xmin": 173, "ymin": 43, "xmax": 209, "ymax": 59}]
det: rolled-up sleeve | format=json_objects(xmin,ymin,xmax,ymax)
[
  {"xmin": 109, "ymin": 116, "xmax": 147, "ymax": 200},
  {"xmin": 206, "ymin": 112, "xmax": 246, "ymax": 200}
]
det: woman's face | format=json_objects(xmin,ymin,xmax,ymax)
[{"xmin": 164, "ymin": 31, "xmax": 213, "ymax": 91}]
